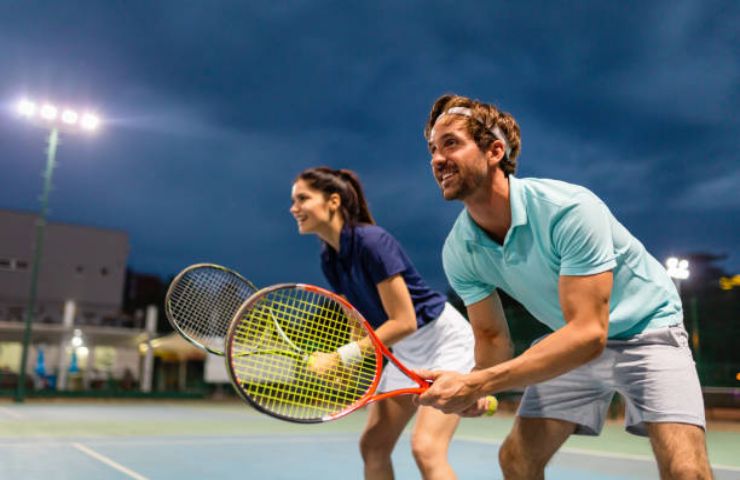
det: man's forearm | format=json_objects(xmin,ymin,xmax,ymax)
[
  {"xmin": 468, "ymin": 320, "xmax": 605, "ymax": 394},
  {"xmin": 473, "ymin": 332, "xmax": 513, "ymax": 371}
]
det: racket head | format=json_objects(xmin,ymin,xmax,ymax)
[
  {"xmin": 226, "ymin": 283, "xmax": 383, "ymax": 423},
  {"xmin": 165, "ymin": 263, "xmax": 258, "ymax": 355}
]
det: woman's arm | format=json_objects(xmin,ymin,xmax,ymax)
[{"xmin": 371, "ymin": 273, "xmax": 418, "ymax": 346}]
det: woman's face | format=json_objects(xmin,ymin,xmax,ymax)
[{"xmin": 290, "ymin": 179, "xmax": 335, "ymax": 235}]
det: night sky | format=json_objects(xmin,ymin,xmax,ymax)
[{"xmin": 1, "ymin": 1, "xmax": 738, "ymax": 293}]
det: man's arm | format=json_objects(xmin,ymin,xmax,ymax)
[
  {"xmin": 418, "ymin": 271, "xmax": 612, "ymax": 413},
  {"xmin": 467, "ymin": 291, "xmax": 514, "ymax": 370}
]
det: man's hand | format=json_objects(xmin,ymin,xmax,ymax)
[
  {"xmin": 415, "ymin": 369, "xmax": 482, "ymax": 415},
  {"xmin": 459, "ymin": 395, "xmax": 497, "ymax": 417}
]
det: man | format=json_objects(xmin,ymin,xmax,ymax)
[{"xmin": 417, "ymin": 94, "xmax": 712, "ymax": 479}]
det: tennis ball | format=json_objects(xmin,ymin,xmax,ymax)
[{"xmin": 485, "ymin": 395, "xmax": 498, "ymax": 416}]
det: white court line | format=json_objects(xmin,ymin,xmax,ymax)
[
  {"xmin": 72, "ymin": 442, "xmax": 149, "ymax": 480},
  {"xmin": 0, "ymin": 407, "xmax": 23, "ymax": 419},
  {"xmin": 456, "ymin": 435, "xmax": 740, "ymax": 472},
  {"xmin": 0, "ymin": 434, "xmax": 356, "ymax": 449}
]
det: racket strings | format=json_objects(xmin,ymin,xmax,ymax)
[
  {"xmin": 167, "ymin": 267, "xmax": 256, "ymax": 352},
  {"xmin": 230, "ymin": 288, "xmax": 378, "ymax": 421}
]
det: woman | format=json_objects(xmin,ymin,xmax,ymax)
[{"xmin": 290, "ymin": 166, "xmax": 486, "ymax": 480}]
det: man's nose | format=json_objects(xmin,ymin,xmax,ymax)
[{"xmin": 430, "ymin": 151, "xmax": 446, "ymax": 169}]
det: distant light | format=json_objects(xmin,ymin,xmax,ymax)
[
  {"xmin": 40, "ymin": 104, "xmax": 58, "ymax": 121},
  {"xmin": 666, "ymin": 257, "xmax": 690, "ymax": 280},
  {"xmin": 71, "ymin": 328, "xmax": 84, "ymax": 348},
  {"xmin": 719, "ymin": 275, "xmax": 740, "ymax": 291},
  {"xmin": 61, "ymin": 109, "xmax": 79, "ymax": 125},
  {"xmin": 736, "ymin": 372, "xmax": 740, "ymax": 381},
  {"xmin": 17, "ymin": 99, "xmax": 36, "ymax": 117},
  {"xmin": 80, "ymin": 113, "xmax": 100, "ymax": 131}
]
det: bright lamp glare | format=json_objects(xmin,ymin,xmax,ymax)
[
  {"xmin": 80, "ymin": 113, "xmax": 100, "ymax": 131},
  {"xmin": 61, "ymin": 109, "xmax": 79, "ymax": 125},
  {"xmin": 40, "ymin": 104, "xmax": 58, "ymax": 120},
  {"xmin": 666, "ymin": 256, "xmax": 690, "ymax": 280},
  {"xmin": 71, "ymin": 336, "xmax": 83, "ymax": 347},
  {"xmin": 17, "ymin": 99, "xmax": 36, "ymax": 117}
]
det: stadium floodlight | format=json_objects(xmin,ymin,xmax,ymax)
[
  {"xmin": 61, "ymin": 109, "xmax": 79, "ymax": 125},
  {"xmin": 12, "ymin": 96, "xmax": 103, "ymax": 403},
  {"xmin": 16, "ymin": 97, "xmax": 101, "ymax": 134},
  {"xmin": 80, "ymin": 113, "xmax": 100, "ymax": 131},
  {"xmin": 40, "ymin": 104, "xmax": 58, "ymax": 120},
  {"xmin": 666, "ymin": 257, "xmax": 690, "ymax": 280},
  {"xmin": 17, "ymin": 99, "xmax": 36, "ymax": 117}
]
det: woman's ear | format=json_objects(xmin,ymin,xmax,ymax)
[{"xmin": 328, "ymin": 192, "xmax": 341, "ymax": 211}]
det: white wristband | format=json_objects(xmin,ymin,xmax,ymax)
[{"xmin": 337, "ymin": 341, "xmax": 362, "ymax": 366}]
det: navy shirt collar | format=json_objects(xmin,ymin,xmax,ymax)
[{"xmin": 321, "ymin": 224, "xmax": 355, "ymax": 261}]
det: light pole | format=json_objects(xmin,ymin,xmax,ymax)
[
  {"xmin": 665, "ymin": 257, "xmax": 690, "ymax": 294},
  {"xmin": 13, "ymin": 97, "xmax": 100, "ymax": 403},
  {"xmin": 665, "ymin": 257, "xmax": 699, "ymax": 360}
]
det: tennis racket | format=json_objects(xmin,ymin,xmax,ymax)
[
  {"xmin": 164, "ymin": 263, "xmax": 260, "ymax": 355},
  {"xmin": 225, "ymin": 283, "xmax": 497, "ymax": 423}
]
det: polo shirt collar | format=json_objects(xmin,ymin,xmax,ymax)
[
  {"xmin": 338, "ymin": 224, "xmax": 354, "ymax": 260},
  {"xmin": 461, "ymin": 175, "xmax": 528, "ymax": 245},
  {"xmin": 322, "ymin": 224, "xmax": 355, "ymax": 260}
]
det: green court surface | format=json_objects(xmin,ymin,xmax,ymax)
[{"xmin": 0, "ymin": 400, "xmax": 738, "ymax": 479}]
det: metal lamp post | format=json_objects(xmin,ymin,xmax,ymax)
[
  {"xmin": 13, "ymin": 98, "xmax": 100, "ymax": 403},
  {"xmin": 665, "ymin": 257, "xmax": 699, "ymax": 360}
]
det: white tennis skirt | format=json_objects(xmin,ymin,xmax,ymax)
[{"xmin": 379, "ymin": 302, "xmax": 475, "ymax": 392}]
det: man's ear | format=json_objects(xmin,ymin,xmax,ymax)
[{"xmin": 486, "ymin": 139, "xmax": 506, "ymax": 167}]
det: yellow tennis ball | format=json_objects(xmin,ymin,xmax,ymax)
[{"xmin": 485, "ymin": 395, "xmax": 498, "ymax": 416}]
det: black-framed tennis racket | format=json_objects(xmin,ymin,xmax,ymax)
[
  {"xmin": 225, "ymin": 283, "xmax": 497, "ymax": 423},
  {"xmin": 164, "ymin": 263, "xmax": 259, "ymax": 355}
]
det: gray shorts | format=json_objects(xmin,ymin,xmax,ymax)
[{"xmin": 518, "ymin": 325, "xmax": 706, "ymax": 437}]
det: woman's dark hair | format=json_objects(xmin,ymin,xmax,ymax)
[{"xmin": 295, "ymin": 167, "xmax": 375, "ymax": 225}]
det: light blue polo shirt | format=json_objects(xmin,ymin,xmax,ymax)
[{"xmin": 442, "ymin": 176, "xmax": 683, "ymax": 338}]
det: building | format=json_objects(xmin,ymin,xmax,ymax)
[{"xmin": 0, "ymin": 208, "xmax": 153, "ymax": 392}]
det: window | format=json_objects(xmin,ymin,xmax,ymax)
[{"xmin": 0, "ymin": 258, "xmax": 29, "ymax": 271}]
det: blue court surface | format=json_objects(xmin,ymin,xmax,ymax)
[{"xmin": 1, "ymin": 400, "xmax": 738, "ymax": 479}]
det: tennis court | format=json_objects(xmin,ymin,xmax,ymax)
[{"xmin": 1, "ymin": 399, "xmax": 738, "ymax": 479}]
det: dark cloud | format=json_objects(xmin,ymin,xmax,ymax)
[{"xmin": 1, "ymin": 1, "xmax": 738, "ymax": 292}]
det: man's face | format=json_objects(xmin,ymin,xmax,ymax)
[{"xmin": 428, "ymin": 117, "xmax": 489, "ymax": 201}]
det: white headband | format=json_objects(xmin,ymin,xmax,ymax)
[{"xmin": 431, "ymin": 106, "xmax": 511, "ymax": 158}]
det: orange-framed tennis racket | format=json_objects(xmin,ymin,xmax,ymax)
[{"xmin": 225, "ymin": 283, "xmax": 497, "ymax": 423}]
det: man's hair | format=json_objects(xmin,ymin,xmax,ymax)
[{"xmin": 424, "ymin": 94, "xmax": 521, "ymax": 176}]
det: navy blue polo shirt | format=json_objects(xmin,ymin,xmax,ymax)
[{"xmin": 320, "ymin": 224, "xmax": 446, "ymax": 330}]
